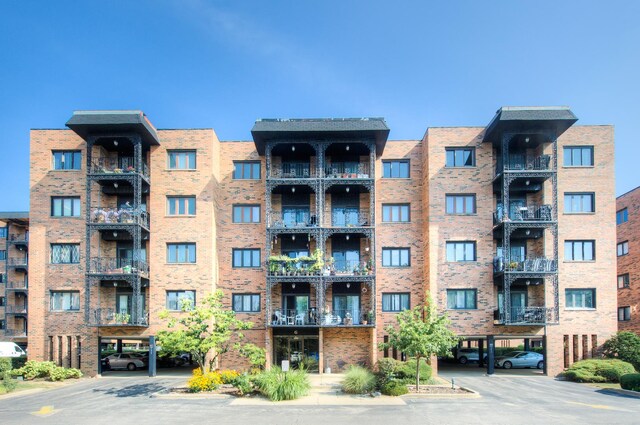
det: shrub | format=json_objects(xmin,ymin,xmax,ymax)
[
  {"xmin": 341, "ymin": 365, "xmax": 376, "ymax": 394},
  {"xmin": 231, "ymin": 374, "xmax": 254, "ymax": 395},
  {"xmin": 375, "ymin": 358, "xmax": 400, "ymax": 388},
  {"xmin": 253, "ymin": 367, "xmax": 310, "ymax": 401},
  {"xmin": 13, "ymin": 361, "xmax": 57, "ymax": 380},
  {"xmin": 563, "ymin": 359, "xmax": 636, "ymax": 383},
  {"xmin": 381, "ymin": 380, "xmax": 408, "ymax": 396},
  {"xmin": 396, "ymin": 358, "xmax": 432, "ymax": 384},
  {"xmin": 620, "ymin": 373, "xmax": 640, "ymax": 392},
  {"xmin": 218, "ymin": 370, "xmax": 240, "ymax": 384},
  {"xmin": 48, "ymin": 366, "xmax": 82, "ymax": 381},
  {"xmin": 0, "ymin": 358, "xmax": 12, "ymax": 373},
  {"xmin": 187, "ymin": 369, "xmax": 223, "ymax": 392},
  {"xmin": 11, "ymin": 356, "xmax": 27, "ymax": 370},
  {"xmin": 603, "ymin": 332, "xmax": 640, "ymax": 371}
]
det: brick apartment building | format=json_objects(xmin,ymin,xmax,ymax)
[
  {"xmin": 617, "ymin": 186, "xmax": 640, "ymax": 332},
  {"xmin": 22, "ymin": 107, "xmax": 615, "ymax": 377}
]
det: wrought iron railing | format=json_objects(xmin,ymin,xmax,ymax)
[
  {"xmin": 3, "ymin": 328, "xmax": 27, "ymax": 337},
  {"xmin": 267, "ymin": 210, "xmax": 317, "ymax": 228},
  {"xmin": 270, "ymin": 163, "xmax": 317, "ymax": 179},
  {"xmin": 89, "ymin": 157, "xmax": 150, "ymax": 180},
  {"xmin": 328, "ymin": 259, "xmax": 374, "ymax": 276},
  {"xmin": 493, "ymin": 204, "xmax": 553, "ymax": 225},
  {"xmin": 88, "ymin": 257, "xmax": 149, "ymax": 275},
  {"xmin": 496, "ymin": 154, "xmax": 551, "ymax": 175},
  {"xmin": 268, "ymin": 308, "xmax": 374, "ymax": 326},
  {"xmin": 90, "ymin": 207, "xmax": 150, "ymax": 228},
  {"xmin": 269, "ymin": 309, "xmax": 319, "ymax": 326},
  {"xmin": 324, "ymin": 163, "xmax": 370, "ymax": 179},
  {"xmin": 91, "ymin": 308, "xmax": 149, "ymax": 326},
  {"xmin": 5, "ymin": 305, "xmax": 28, "ymax": 314},
  {"xmin": 7, "ymin": 257, "xmax": 28, "ymax": 267},
  {"xmin": 8, "ymin": 234, "xmax": 28, "ymax": 243},
  {"xmin": 6, "ymin": 281, "xmax": 28, "ymax": 290},
  {"xmin": 325, "ymin": 208, "xmax": 371, "ymax": 227},
  {"xmin": 494, "ymin": 306, "xmax": 555, "ymax": 325},
  {"xmin": 321, "ymin": 309, "xmax": 372, "ymax": 326},
  {"xmin": 267, "ymin": 260, "xmax": 321, "ymax": 277},
  {"xmin": 493, "ymin": 257, "xmax": 557, "ymax": 273}
]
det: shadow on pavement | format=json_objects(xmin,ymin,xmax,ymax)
[
  {"xmin": 595, "ymin": 388, "xmax": 640, "ymax": 399},
  {"xmin": 93, "ymin": 383, "xmax": 166, "ymax": 398}
]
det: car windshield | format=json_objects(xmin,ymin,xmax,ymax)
[{"xmin": 504, "ymin": 351, "xmax": 523, "ymax": 357}]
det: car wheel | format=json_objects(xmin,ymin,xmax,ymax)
[
  {"xmin": 503, "ymin": 361, "xmax": 512, "ymax": 369},
  {"xmin": 459, "ymin": 356, "xmax": 468, "ymax": 365},
  {"xmin": 127, "ymin": 363, "xmax": 137, "ymax": 371},
  {"xmin": 537, "ymin": 361, "xmax": 544, "ymax": 370}
]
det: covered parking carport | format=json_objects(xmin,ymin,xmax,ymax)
[{"xmin": 98, "ymin": 335, "xmax": 158, "ymax": 377}]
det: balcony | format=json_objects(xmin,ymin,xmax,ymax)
[
  {"xmin": 270, "ymin": 163, "xmax": 317, "ymax": 179},
  {"xmin": 326, "ymin": 259, "xmax": 374, "ymax": 277},
  {"xmin": 494, "ymin": 306, "xmax": 556, "ymax": 326},
  {"xmin": 88, "ymin": 257, "xmax": 149, "ymax": 279},
  {"xmin": 267, "ymin": 256, "xmax": 323, "ymax": 278},
  {"xmin": 324, "ymin": 163, "xmax": 371, "ymax": 179},
  {"xmin": 5, "ymin": 305, "xmax": 28, "ymax": 315},
  {"xmin": 7, "ymin": 257, "xmax": 28, "ymax": 271},
  {"xmin": 268, "ymin": 308, "xmax": 374, "ymax": 327},
  {"xmin": 90, "ymin": 308, "xmax": 149, "ymax": 327},
  {"xmin": 90, "ymin": 207, "xmax": 150, "ymax": 229},
  {"xmin": 269, "ymin": 309, "xmax": 320, "ymax": 326},
  {"xmin": 89, "ymin": 157, "xmax": 150, "ymax": 181},
  {"xmin": 4, "ymin": 328, "xmax": 27, "ymax": 337},
  {"xmin": 493, "ymin": 205, "xmax": 553, "ymax": 226},
  {"xmin": 6, "ymin": 281, "xmax": 28, "ymax": 292},
  {"xmin": 8, "ymin": 234, "xmax": 28, "ymax": 250},
  {"xmin": 493, "ymin": 257, "xmax": 557, "ymax": 275},
  {"xmin": 267, "ymin": 210, "xmax": 317, "ymax": 228},
  {"xmin": 325, "ymin": 208, "xmax": 371, "ymax": 228},
  {"xmin": 497, "ymin": 154, "xmax": 551, "ymax": 174}
]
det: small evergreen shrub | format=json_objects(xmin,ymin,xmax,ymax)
[
  {"xmin": 375, "ymin": 358, "xmax": 400, "ymax": 388},
  {"xmin": 603, "ymin": 332, "xmax": 640, "ymax": 371},
  {"xmin": 563, "ymin": 359, "xmax": 635, "ymax": 383},
  {"xmin": 0, "ymin": 358, "xmax": 12, "ymax": 373},
  {"xmin": 341, "ymin": 365, "xmax": 376, "ymax": 394},
  {"xmin": 0, "ymin": 358, "xmax": 17, "ymax": 393},
  {"xmin": 396, "ymin": 358, "xmax": 432, "ymax": 384},
  {"xmin": 253, "ymin": 367, "xmax": 310, "ymax": 401},
  {"xmin": 381, "ymin": 380, "xmax": 408, "ymax": 396},
  {"xmin": 187, "ymin": 369, "xmax": 223, "ymax": 392},
  {"xmin": 620, "ymin": 373, "xmax": 640, "ymax": 392},
  {"xmin": 231, "ymin": 374, "xmax": 254, "ymax": 395}
]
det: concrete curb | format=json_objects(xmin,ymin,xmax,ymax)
[{"xmin": 402, "ymin": 386, "xmax": 480, "ymax": 399}]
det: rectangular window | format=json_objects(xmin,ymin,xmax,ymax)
[
  {"xmin": 565, "ymin": 288, "xmax": 596, "ymax": 309},
  {"xmin": 564, "ymin": 193, "xmax": 595, "ymax": 213},
  {"xmin": 617, "ymin": 208, "xmax": 629, "ymax": 225},
  {"xmin": 445, "ymin": 148, "xmax": 475, "ymax": 167},
  {"xmin": 51, "ymin": 244, "xmax": 80, "ymax": 264},
  {"xmin": 617, "ymin": 241, "xmax": 629, "ymax": 257},
  {"xmin": 381, "ymin": 248, "xmax": 410, "ymax": 267},
  {"xmin": 50, "ymin": 291, "xmax": 80, "ymax": 311},
  {"xmin": 382, "ymin": 204, "xmax": 410, "ymax": 222},
  {"xmin": 232, "ymin": 294, "xmax": 260, "ymax": 312},
  {"xmin": 0, "ymin": 227, "xmax": 7, "ymax": 238},
  {"xmin": 564, "ymin": 146, "xmax": 594, "ymax": 167},
  {"xmin": 446, "ymin": 289, "xmax": 477, "ymax": 309},
  {"xmin": 166, "ymin": 290, "xmax": 196, "ymax": 311},
  {"xmin": 618, "ymin": 274, "xmax": 630, "ymax": 289},
  {"xmin": 51, "ymin": 197, "xmax": 81, "ymax": 217},
  {"xmin": 168, "ymin": 150, "xmax": 196, "ymax": 170},
  {"xmin": 167, "ymin": 243, "xmax": 196, "ymax": 263},
  {"xmin": 0, "ymin": 250, "xmax": 5, "ymax": 261},
  {"xmin": 381, "ymin": 293, "xmax": 410, "ymax": 312},
  {"xmin": 382, "ymin": 160, "xmax": 409, "ymax": 178},
  {"xmin": 232, "ymin": 249, "xmax": 261, "ymax": 268},
  {"xmin": 53, "ymin": 151, "xmax": 82, "ymax": 170},
  {"xmin": 233, "ymin": 205, "xmax": 261, "ymax": 223},
  {"xmin": 446, "ymin": 241, "xmax": 476, "ymax": 262},
  {"xmin": 0, "ymin": 297, "xmax": 4, "ymax": 307},
  {"xmin": 445, "ymin": 194, "xmax": 476, "ymax": 215},
  {"xmin": 167, "ymin": 196, "xmax": 196, "ymax": 216},
  {"xmin": 619, "ymin": 306, "xmax": 631, "ymax": 321},
  {"xmin": 233, "ymin": 161, "xmax": 261, "ymax": 180},
  {"xmin": 564, "ymin": 240, "xmax": 595, "ymax": 261},
  {"xmin": 0, "ymin": 320, "xmax": 4, "ymax": 330}
]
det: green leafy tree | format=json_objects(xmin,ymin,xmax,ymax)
[
  {"xmin": 236, "ymin": 343, "xmax": 266, "ymax": 373},
  {"xmin": 603, "ymin": 331, "xmax": 640, "ymax": 371},
  {"xmin": 380, "ymin": 293, "xmax": 460, "ymax": 391},
  {"xmin": 157, "ymin": 290, "xmax": 252, "ymax": 373}
]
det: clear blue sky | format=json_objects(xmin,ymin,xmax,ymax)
[{"xmin": 1, "ymin": 0, "xmax": 638, "ymax": 210}]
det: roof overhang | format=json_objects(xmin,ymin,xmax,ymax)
[
  {"xmin": 483, "ymin": 106, "xmax": 578, "ymax": 144},
  {"xmin": 0, "ymin": 212, "xmax": 29, "ymax": 226},
  {"xmin": 66, "ymin": 110, "xmax": 160, "ymax": 146},
  {"xmin": 251, "ymin": 118, "xmax": 390, "ymax": 155}
]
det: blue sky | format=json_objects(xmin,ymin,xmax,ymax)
[{"xmin": 1, "ymin": 0, "xmax": 638, "ymax": 210}]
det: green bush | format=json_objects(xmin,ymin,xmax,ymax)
[
  {"xmin": 231, "ymin": 374, "xmax": 254, "ymax": 395},
  {"xmin": 381, "ymin": 380, "xmax": 408, "ymax": 396},
  {"xmin": 563, "ymin": 359, "xmax": 636, "ymax": 383},
  {"xmin": 620, "ymin": 373, "xmax": 640, "ymax": 392},
  {"xmin": 253, "ymin": 367, "xmax": 310, "ymax": 401},
  {"xmin": 0, "ymin": 358, "xmax": 12, "ymax": 373},
  {"xmin": 396, "ymin": 358, "xmax": 432, "ymax": 384},
  {"xmin": 48, "ymin": 366, "xmax": 82, "ymax": 381},
  {"xmin": 375, "ymin": 358, "xmax": 400, "ymax": 388},
  {"xmin": 341, "ymin": 365, "xmax": 376, "ymax": 394},
  {"xmin": 12, "ymin": 361, "xmax": 81, "ymax": 382},
  {"xmin": 603, "ymin": 332, "xmax": 640, "ymax": 371}
]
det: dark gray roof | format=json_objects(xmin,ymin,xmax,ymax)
[
  {"xmin": 66, "ymin": 110, "xmax": 160, "ymax": 146},
  {"xmin": 483, "ymin": 106, "xmax": 578, "ymax": 143},
  {"xmin": 251, "ymin": 118, "xmax": 390, "ymax": 155},
  {"xmin": 0, "ymin": 212, "xmax": 29, "ymax": 225}
]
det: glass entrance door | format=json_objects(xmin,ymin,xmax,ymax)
[{"xmin": 273, "ymin": 336, "xmax": 319, "ymax": 372}]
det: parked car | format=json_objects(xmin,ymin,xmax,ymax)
[
  {"xmin": 495, "ymin": 351, "xmax": 544, "ymax": 369},
  {"xmin": 456, "ymin": 348, "xmax": 487, "ymax": 364},
  {"xmin": 104, "ymin": 353, "xmax": 147, "ymax": 371},
  {"xmin": 101, "ymin": 357, "xmax": 111, "ymax": 371}
]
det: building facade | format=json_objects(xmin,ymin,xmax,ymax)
[
  {"xmin": 24, "ymin": 107, "xmax": 616, "ymax": 377},
  {"xmin": 617, "ymin": 186, "xmax": 640, "ymax": 333}
]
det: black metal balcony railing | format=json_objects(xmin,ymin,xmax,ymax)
[
  {"xmin": 325, "ymin": 163, "xmax": 370, "ymax": 179},
  {"xmin": 325, "ymin": 208, "xmax": 371, "ymax": 227},
  {"xmin": 5, "ymin": 305, "xmax": 28, "ymax": 314},
  {"xmin": 88, "ymin": 257, "xmax": 149, "ymax": 276},
  {"xmin": 3, "ymin": 328, "xmax": 27, "ymax": 337},
  {"xmin": 267, "ymin": 260, "xmax": 321, "ymax": 277},
  {"xmin": 6, "ymin": 281, "xmax": 28, "ymax": 290},
  {"xmin": 91, "ymin": 308, "xmax": 149, "ymax": 327},
  {"xmin": 494, "ymin": 307, "xmax": 555, "ymax": 325},
  {"xmin": 270, "ymin": 309, "xmax": 319, "ymax": 326},
  {"xmin": 493, "ymin": 257, "xmax": 557, "ymax": 273},
  {"xmin": 493, "ymin": 205, "xmax": 553, "ymax": 225},
  {"xmin": 267, "ymin": 210, "xmax": 317, "ymax": 228},
  {"xmin": 8, "ymin": 234, "xmax": 28, "ymax": 244},
  {"xmin": 321, "ymin": 309, "xmax": 372, "ymax": 326},
  {"xmin": 7, "ymin": 257, "xmax": 28, "ymax": 268},
  {"xmin": 328, "ymin": 259, "xmax": 374, "ymax": 276},
  {"xmin": 496, "ymin": 154, "xmax": 551, "ymax": 175},
  {"xmin": 268, "ymin": 308, "xmax": 374, "ymax": 326},
  {"xmin": 270, "ymin": 163, "xmax": 317, "ymax": 179},
  {"xmin": 90, "ymin": 207, "xmax": 150, "ymax": 228},
  {"xmin": 89, "ymin": 157, "xmax": 150, "ymax": 180}
]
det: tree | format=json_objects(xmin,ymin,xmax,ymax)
[
  {"xmin": 379, "ymin": 293, "xmax": 460, "ymax": 391},
  {"xmin": 603, "ymin": 331, "xmax": 640, "ymax": 371},
  {"xmin": 157, "ymin": 290, "xmax": 252, "ymax": 373}
]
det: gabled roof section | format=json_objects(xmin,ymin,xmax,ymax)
[
  {"xmin": 251, "ymin": 118, "xmax": 390, "ymax": 155},
  {"xmin": 483, "ymin": 106, "xmax": 578, "ymax": 143},
  {"xmin": 66, "ymin": 110, "xmax": 160, "ymax": 146}
]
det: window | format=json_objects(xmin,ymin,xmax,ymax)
[
  {"xmin": 166, "ymin": 290, "xmax": 196, "ymax": 311},
  {"xmin": 0, "ymin": 250, "xmax": 5, "ymax": 261},
  {"xmin": 564, "ymin": 193, "xmax": 595, "ymax": 213},
  {"xmin": 382, "ymin": 248, "xmax": 410, "ymax": 267},
  {"xmin": 618, "ymin": 274, "xmax": 630, "ymax": 289},
  {"xmin": 232, "ymin": 249, "xmax": 261, "ymax": 268},
  {"xmin": 565, "ymin": 289, "xmax": 596, "ymax": 309},
  {"xmin": 233, "ymin": 161, "xmax": 261, "ymax": 180},
  {"xmin": 0, "ymin": 227, "xmax": 7, "ymax": 238},
  {"xmin": 0, "ymin": 297, "xmax": 4, "ymax": 307},
  {"xmin": 617, "ymin": 241, "xmax": 629, "ymax": 257},
  {"xmin": 51, "ymin": 197, "xmax": 81, "ymax": 217},
  {"xmin": 53, "ymin": 151, "xmax": 82, "ymax": 170},
  {"xmin": 619, "ymin": 306, "xmax": 631, "ymax": 321},
  {"xmin": 232, "ymin": 294, "xmax": 260, "ymax": 312},
  {"xmin": 50, "ymin": 291, "xmax": 80, "ymax": 311},
  {"xmin": 446, "ymin": 289, "xmax": 477, "ymax": 309},
  {"xmin": 564, "ymin": 240, "xmax": 595, "ymax": 261},
  {"xmin": 167, "ymin": 243, "xmax": 196, "ymax": 263},
  {"xmin": 382, "ymin": 160, "xmax": 409, "ymax": 178},
  {"xmin": 0, "ymin": 320, "xmax": 4, "ymax": 330},
  {"xmin": 233, "ymin": 205, "xmax": 261, "ymax": 223},
  {"xmin": 382, "ymin": 293, "xmax": 410, "ymax": 312},
  {"xmin": 0, "ymin": 273, "xmax": 3, "ymax": 283},
  {"xmin": 168, "ymin": 150, "xmax": 196, "ymax": 170},
  {"xmin": 51, "ymin": 244, "xmax": 80, "ymax": 264},
  {"xmin": 382, "ymin": 204, "xmax": 410, "ymax": 222},
  {"xmin": 446, "ymin": 194, "xmax": 476, "ymax": 215},
  {"xmin": 617, "ymin": 208, "xmax": 629, "ymax": 225},
  {"xmin": 564, "ymin": 146, "xmax": 594, "ymax": 167},
  {"xmin": 445, "ymin": 148, "xmax": 475, "ymax": 167},
  {"xmin": 446, "ymin": 241, "xmax": 476, "ymax": 262},
  {"xmin": 167, "ymin": 196, "xmax": 196, "ymax": 216}
]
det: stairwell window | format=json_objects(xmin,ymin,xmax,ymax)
[
  {"xmin": 168, "ymin": 150, "xmax": 196, "ymax": 170},
  {"xmin": 564, "ymin": 240, "xmax": 595, "ymax": 261},
  {"xmin": 50, "ymin": 291, "xmax": 80, "ymax": 312},
  {"xmin": 382, "ymin": 248, "xmax": 410, "ymax": 267},
  {"xmin": 232, "ymin": 294, "xmax": 260, "ymax": 312},
  {"xmin": 446, "ymin": 194, "xmax": 476, "ymax": 215},
  {"xmin": 382, "ymin": 204, "xmax": 410, "ymax": 222},
  {"xmin": 617, "ymin": 241, "xmax": 629, "ymax": 257},
  {"xmin": 232, "ymin": 249, "xmax": 261, "ymax": 268},
  {"xmin": 382, "ymin": 160, "xmax": 409, "ymax": 178},
  {"xmin": 233, "ymin": 161, "xmax": 261, "ymax": 180},
  {"xmin": 446, "ymin": 289, "xmax": 477, "ymax": 309},
  {"xmin": 167, "ymin": 196, "xmax": 196, "ymax": 216},
  {"xmin": 564, "ymin": 146, "xmax": 594, "ymax": 167},
  {"xmin": 446, "ymin": 241, "xmax": 476, "ymax": 262},
  {"xmin": 167, "ymin": 243, "xmax": 196, "ymax": 263},
  {"xmin": 382, "ymin": 293, "xmax": 410, "ymax": 312},
  {"xmin": 166, "ymin": 290, "xmax": 196, "ymax": 311},
  {"xmin": 51, "ymin": 197, "xmax": 81, "ymax": 217},
  {"xmin": 564, "ymin": 193, "xmax": 595, "ymax": 213},
  {"xmin": 565, "ymin": 289, "xmax": 595, "ymax": 309},
  {"xmin": 51, "ymin": 244, "xmax": 80, "ymax": 264},
  {"xmin": 445, "ymin": 148, "xmax": 475, "ymax": 167},
  {"xmin": 233, "ymin": 205, "xmax": 261, "ymax": 223}
]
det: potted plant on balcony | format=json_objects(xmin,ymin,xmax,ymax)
[
  {"xmin": 92, "ymin": 208, "xmax": 106, "ymax": 223},
  {"xmin": 125, "ymin": 165, "xmax": 135, "ymax": 173},
  {"xmin": 115, "ymin": 312, "xmax": 130, "ymax": 324},
  {"xmin": 367, "ymin": 310, "xmax": 374, "ymax": 324}
]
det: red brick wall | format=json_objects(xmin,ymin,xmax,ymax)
[{"xmin": 617, "ymin": 186, "xmax": 640, "ymax": 333}]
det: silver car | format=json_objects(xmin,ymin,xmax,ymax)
[
  {"xmin": 104, "ymin": 353, "xmax": 147, "ymax": 371},
  {"xmin": 495, "ymin": 351, "xmax": 544, "ymax": 369},
  {"xmin": 456, "ymin": 348, "xmax": 487, "ymax": 364}
]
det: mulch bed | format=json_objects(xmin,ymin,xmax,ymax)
[
  {"xmin": 168, "ymin": 384, "xmax": 242, "ymax": 396},
  {"xmin": 406, "ymin": 385, "xmax": 473, "ymax": 395}
]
